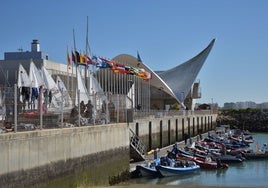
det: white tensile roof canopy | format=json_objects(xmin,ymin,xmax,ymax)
[{"xmin": 113, "ymin": 39, "xmax": 216, "ymax": 105}]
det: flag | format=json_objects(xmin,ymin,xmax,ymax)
[
  {"xmin": 79, "ymin": 53, "xmax": 85, "ymax": 63},
  {"xmin": 137, "ymin": 51, "xmax": 142, "ymax": 67},
  {"xmin": 72, "ymin": 51, "xmax": 76, "ymax": 62},
  {"xmin": 99, "ymin": 57, "xmax": 113, "ymax": 68},
  {"xmin": 67, "ymin": 49, "xmax": 71, "ymax": 69},
  {"xmin": 92, "ymin": 55, "xmax": 102, "ymax": 67},
  {"xmin": 75, "ymin": 51, "xmax": 80, "ymax": 63},
  {"xmin": 84, "ymin": 54, "xmax": 93, "ymax": 65},
  {"xmin": 111, "ymin": 62, "xmax": 126, "ymax": 74}
]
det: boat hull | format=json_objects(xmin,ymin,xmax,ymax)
[
  {"xmin": 156, "ymin": 165, "xmax": 200, "ymax": 177},
  {"xmin": 136, "ymin": 165, "xmax": 160, "ymax": 177},
  {"xmin": 243, "ymin": 152, "xmax": 268, "ymax": 160}
]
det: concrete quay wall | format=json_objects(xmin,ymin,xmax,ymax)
[
  {"xmin": 130, "ymin": 113, "xmax": 217, "ymax": 151},
  {"xmin": 0, "ymin": 124, "xmax": 129, "ymax": 187}
]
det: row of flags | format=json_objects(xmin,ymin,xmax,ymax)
[{"xmin": 67, "ymin": 50, "xmax": 152, "ymax": 81}]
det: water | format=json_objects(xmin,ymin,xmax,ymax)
[{"xmin": 128, "ymin": 133, "xmax": 268, "ymax": 188}]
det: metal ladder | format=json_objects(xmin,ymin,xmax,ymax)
[{"xmin": 129, "ymin": 128, "xmax": 146, "ymax": 161}]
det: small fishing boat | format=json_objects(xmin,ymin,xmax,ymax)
[
  {"xmin": 155, "ymin": 160, "xmax": 200, "ymax": 177},
  {"xmin": 135, "ymin": 158, "xmax": 161, "ymax": 177},
  {"xmin": 192, "ymin": 156, "xmax": 228, "ymax": 169},
  {"xmin": 242, "ymin": 143, "xmax": 268, "ymax": 160},
  {"xmin": 136, "ymin": 164, "xmax": 159, "ymax": 177},
  {"xmin": 177, "ymin": 153, "xmax": 228, "ymax": 170}
]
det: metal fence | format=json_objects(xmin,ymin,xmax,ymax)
[
  {"xmin": 0, "ymin": 85, "xmax": 217, "ymax": 134},
  {"xmin": 0, "ymin": 85, "xmax": 133, "ymax": 133}
]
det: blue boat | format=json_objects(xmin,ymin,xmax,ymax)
[
  {"xmin": 155, "ymin": 161, "xmax": 200, "ymax": 177},
  {"xmin": 136, "ymin": 164, "xmax": 160, "ymax": 177},
  {"xmin": 135, "ymin": 158, "xmax": 162, "ymax": 177}
]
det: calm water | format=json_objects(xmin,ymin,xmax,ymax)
[{"xmin": 128, "ymin": 133, "xmax": 268, "ymax": 188}]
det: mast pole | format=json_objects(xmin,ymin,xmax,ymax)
[
  {"xmin": 73, "ymin": 29, "xmax": 78, "ymax": 99},
  {"xmin": 85, "ymin": 16, "xmax": 91, "ymax": 93}
]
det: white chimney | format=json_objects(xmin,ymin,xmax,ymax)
[{"xmin": 31, "ymin": 39, "xmax": 40, "ymax": 52}]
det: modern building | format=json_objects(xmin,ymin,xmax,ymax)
[{"xmin": 0, "ymin": 39, "xmax": 215, "ymax": 112}]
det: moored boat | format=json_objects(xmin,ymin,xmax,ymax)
[
  {"xmin": 136, "ymin": 159, "xmax": 161, "ymax": 177},
  {"xmin": 155, "ymin": 160, "xmax": 200, "ymax": 177},
  {"xmin": 242, "ymin": 143, "xmax": 268, "ymax": 160},
  {"xmin": 136, "ymin": 164, "xmax": 160, "ymax": 177},
  {"xmin": 177, "ymin": 153, "xmax": 228, "ymax": 170}
]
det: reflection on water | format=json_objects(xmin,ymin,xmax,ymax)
[
  {"xmin": 128, "ymin": 133, "xmax": 268, "ymax": 188},
  {"xmin": 156, "ymin": 173, "xmax": 200, "ymax": 186}
]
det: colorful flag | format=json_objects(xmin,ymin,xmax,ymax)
[
  {"xmin": 84, "ymin": 54, "xmax": 93, "ymax": 65},
  {"xmin": 92, "ymin": 55, "xmax": 102, "ymax": 67},
  {"xmin": 75, "ymin": 51, "xmax": 80, "ymax": 63},
  {"xmin": 79, "ymin": 53, "xmax": 85, "ymax": 63},
  {"xmin": 72, "ymin": 51, "xmax": 76, "ymax": 62},
  {"xmin": 137, "ymin": 51, "xmax": 142, "ymax": 67},
  {"xmin": 67, "ymin": 49, "xmax": 71, "ymax": 69},
  {"xmin": 99, "ymin": 57, "xmax": 113, "ymax": 68},
  {"xmin": 111, "ymin": 62, "xmax": 126, "ymax": 74}
]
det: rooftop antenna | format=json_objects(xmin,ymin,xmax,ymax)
[{"xmin": 17, "ymin": 47, "xmax": 23, "ymax": 52}]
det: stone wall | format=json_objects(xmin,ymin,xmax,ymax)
[{"xmin": 0, "ymin": 124, "xmax": 129, "ymax": 187}]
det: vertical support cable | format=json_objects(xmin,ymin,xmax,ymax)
[
  {"xmin": 14, "ymin": 84, "xmax": 17, "ymax": 133},
  {"xmin": 40, "ymin": 86, "xmax": 43, "ymax": 130},
  {"xmin": 60, "ymin": 87, "xmax": 64, "ymax": 128},
  {"xmin": 78, "ymin": 89, "xmax": 80, "ymax": 126}
]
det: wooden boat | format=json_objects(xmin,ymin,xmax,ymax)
[{"xmin": 155, "ymin": 160, "xmax": 200, "ymax": 177}]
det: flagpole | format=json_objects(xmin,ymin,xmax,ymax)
[
  {"xmin": 85, "ymin": 35, "xmax": 88, "ymax": 91},
  {"xmin": 71, "ymin": 49, "xmax": 74, "ymax": 104},
  {"xmin": 67, "ymin": 45, "xmax": 70, "ymax": 92},
  {"xmin": 85, "ymin": 16, "xmax": 91, "ymax": 93},
  {"xmin": 73, "ymin": 29, "xmax": 78, "ymax": 105}
]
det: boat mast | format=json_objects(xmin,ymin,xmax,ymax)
[
  {"xmin": 85, "ymin": 16, "xmax": 91, "ymax": 93},
  {"xmin": 72, "ymin": 29, "xmax": 78, "ymax": 101}
]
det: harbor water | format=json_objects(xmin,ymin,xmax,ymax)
[{"xmin": 127, "ymin": 133, "xmax": 268, "ymax": 188}]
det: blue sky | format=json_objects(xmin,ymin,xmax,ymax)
[{"xmin": 1, "ymin": 0, "xmax": 268, "ymax": 107}]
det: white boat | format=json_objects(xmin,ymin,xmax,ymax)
[
  {"xmin": 17, "ymin": 64, "xmax": 31, "ymax": 105},
  {"xmin": 17, "ymin": 64, "xmax": 31, "ymax": 88},
  {"xmin": 56, "ymin": 75, "xmax": 72, "ymax": 109},
  {"xmin": 28, "ymin": 62, "xmax": 44, "ymax": 109},
  {"xmin": 76, "ymin": 69, "xmax": 90, "ymax": 105}
]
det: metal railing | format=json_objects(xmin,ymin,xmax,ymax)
[{"xmin": 0, "ymin": 84, "xmax": 218, "ymax": 134}]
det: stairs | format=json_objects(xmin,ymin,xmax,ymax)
[{"xmin": 129, "ymin": 128, "xmax": 146, "ymax": 162}]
